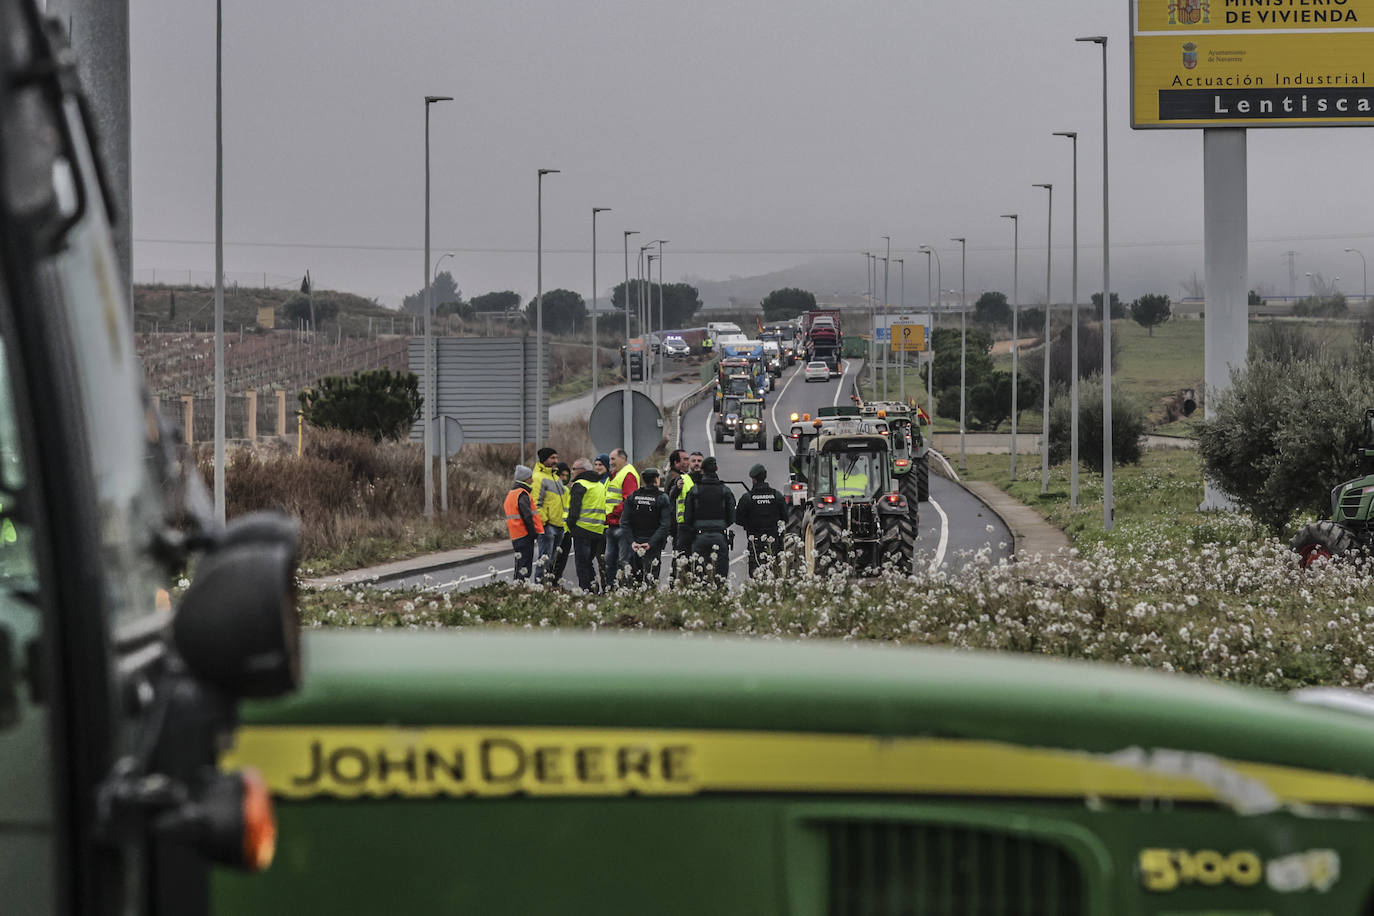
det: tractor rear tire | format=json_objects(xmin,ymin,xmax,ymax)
[
  {"xmin": 785, "ymin": 505, "xmax": 804, "ymax": 542},
  {"xmin": 715, "ymin": 428, "xmax": 724, "ymax": 444},
  {"xmin": 898, "ymin": 468, "xmax": 920, "ymax": 511},
  {"xmin": 803, "ymin": 515, "xmax": 843, "ymax": 577},
  {"xmin": 734, "ymin": 436, "xmax": 742, "ymax": 450},
  {"xmin": 916, "ymin": 455, "xmax": 930, "ymax": 502},
  {"xmin": 884, "ymin": 512, "xmax": 919, "ymax": 574},
  {"xmin": 1291, "ymin": 520, "xmax": 1359, "ymax": 569}
]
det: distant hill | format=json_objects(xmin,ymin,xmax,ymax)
[{"xmin": 133, "ymin": 283, "xmax": 403, "ymax": 338}]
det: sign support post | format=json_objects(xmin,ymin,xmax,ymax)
[{"xmin": 1200, "ymin": 127, "xmax": 1249, "ymax": 510}]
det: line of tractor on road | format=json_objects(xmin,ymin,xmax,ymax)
[{"xmin": 704, "ymin": 325, "xmax": 933, "ymax": 575}]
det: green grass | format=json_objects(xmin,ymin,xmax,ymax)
[{"xmin": 957, "ymin": 448, "xmax": 1264, "ymax": 552}]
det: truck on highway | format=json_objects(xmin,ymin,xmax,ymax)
[{"xmin": 804, "ymin": 319, "xmax": 842, "ymax": 377}]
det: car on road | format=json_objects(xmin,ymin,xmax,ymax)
[
  {"xmin": 804, "ymin": 360, "xmax": 830, "ymax": 382},
  {"xmin": 663, "ymin": 335, "xmax": 690, "ymax": 358},
  {"xmin": 644, "ymin": 332, "xmax": 662, "ymax": 354}
]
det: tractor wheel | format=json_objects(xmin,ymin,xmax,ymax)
[
  {"xmin": 715, "ymin": 428, "xmax": 724, "ymax": 444},
  {"xmin": 785, "ymin": 505, "xmax": 804, "ymax": 542},
  {"xmin": 898, "ymin": 467, "xmax": 920, "ymax": 511},
  {"xmin": 734, "ymin": 436, "xmax": 742, "ymax": 450},
  {"xmin": 884, "ymin": 512, "xmax": 919, "ymax": 574},
  {"xmin": 1290, "ymin": 520, "xmax": 1359, "ymax": 569},
  {"xmin": 803, "ymin": 515, "xmax": 843, "ymax": 577},
  {"xmin": 916, "ymin": 455, "xmax": 930, "ymax": 502}
]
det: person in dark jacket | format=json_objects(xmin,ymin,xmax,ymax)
[
  {"xmin": 683, "ymin": 456, "xmax": 735, "ymax": 586},
  {"xmin": 735, "ymin": 463, "xmax": 787, "ymax": 578},
  {"xmin": 621, "ymin": 467, "xmax": 671, "ymax": 587},
  {"xmin": 564, "ymin": 458, "xmax": 607, "ymax": 592},
  {"xmin": 664, "ymin": 449, "xmax": 694, "ymax": 585}
]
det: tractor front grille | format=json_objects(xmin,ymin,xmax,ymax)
[
  {"xmin": 824, "ymin": 820, "xmax": 1086, "ymax": 916},
  {"xmin": 1339, "ymin": 489, "xmax": 1367, "ymax": 522}
]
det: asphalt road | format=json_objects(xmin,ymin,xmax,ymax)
[{"xmin": 388, "ymin": 359, "xmax": 1010, "ymax": 593}]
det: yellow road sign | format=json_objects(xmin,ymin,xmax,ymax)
[
  {"xmin": 891, "ymin": 324, "xmax": 926, "ymax": 352},
  {"xmin": 1131, "ymin": 0, "xmax": 1374, "ymax": 128}
]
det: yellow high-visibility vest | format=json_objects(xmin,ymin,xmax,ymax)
[
  {"xmin": 569, "ymin": 479, "xmax": 607, "ymax": 535},
  {"xmin": 606, "ymin": 463, "xmax": 638, "ymax": 517},
  {"xmin": 675, "ymin": 472, "xmax": 696, "ymax": 524}
]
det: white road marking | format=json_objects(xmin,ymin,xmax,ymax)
[
  {"xmin": 928, "ymin": 496, "xmax": 950, "ymax": 572},
  {"xmin": 704, "ymin": 388, "xmax": 717, "ymax": 457},
  {"xmin": 769, "ymin": 363, "xmax": 804, "ymax": 455},
  {"xmin": 832, "ymin": 359, "xmax": 852, "ymax": 407}
]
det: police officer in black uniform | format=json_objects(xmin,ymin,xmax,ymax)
[
  {"xmin": 735, "ymin": 463, "xmax": 787, "ymax": 578},
  {"xmin": 683, "ymin": 456, "xmax": 735, "ymax": 586},
  {"xmin": 620, "ymin": 466, "xmax": 672, "ymax": 587}
]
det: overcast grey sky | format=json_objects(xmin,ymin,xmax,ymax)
[{"xmin": 128, "ymin": 0, "xmax": 1374, "ymax": 307}]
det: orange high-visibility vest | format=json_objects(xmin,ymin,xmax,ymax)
[{"xmin": 505, "ymin": 486, "xmax": 544, "ymax": 539}]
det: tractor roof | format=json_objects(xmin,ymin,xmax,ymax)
[{"xmin": 816, "ymin": 433, "xmax": 889, "ymax": 454}]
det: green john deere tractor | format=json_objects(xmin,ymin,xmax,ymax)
[{"xmin": 1291, "ymin": 408, "xmax": 1374, "ymax": 568}]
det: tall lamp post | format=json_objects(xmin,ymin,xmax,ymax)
[
  {"xmin": 422, "ymin": 94, "xmax": 452, "ymax": 520},
  {"xmin": 894, "ymin": 257, "xmax": 905, "ymax": 402},
  {"xmin": 591, "ymin": 207, "xmax": 611, "ymax": 411},
  {"xmin": 535, "ymin": 168, "xmax": 560, "ymax": 456},
  {"xmin": 656, "ymin": 241, "xmax": 668, "ymax": 409},
  {"xmin": 951, "ymin": 237, "xmax": 967, "ymax": 472},
  {"xmin": 214, "ymin": 0, "xmax": 225, "ymax": 523},
  {"xmin": 1053, "ymin": 130, "xmax": 1080, "ymax": 508},
  {"xmin": 1032, "ymin": 183, "xmax": 1054, "ymax": 495},
  {"xmin": 1078, "ymin": 34, "xmax": 1113, "ymax": 531},
  {"xmin": 622, "ymin": 230, "xmax": 639, "ymax": 457},
  {"xmin": 1001, "ymin": 214, "xmax": 1019, "ymax": 479},
  {"xmin": 866, "ymin": 253, "xmax": 876, "ymax": 393},
  {"xmin": 646, "ymin": 254, "xmax": 659, "ymax": 399},
  {"xmin": 882, "ymin": 235, "xmax": 891, "ymax": 399},
  {"xmin": 639, "ymin": 241, "xmax": 663, "ymax": 391},
  {"xmin": 1345, "ymin": 248, "xmax": 1367, "ymax": 304}
]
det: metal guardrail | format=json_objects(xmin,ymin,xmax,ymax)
[{"xmin": 666, "ymin": 379, "xmax": 716, "ymax": 455}]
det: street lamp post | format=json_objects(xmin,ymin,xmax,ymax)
[
  {"xmin": 535, "ymin": 169, "xmax": 560, "ymax": 456},
  {"xmin": 1345, "ymin": 248, "xmax": 1367, "ymax": 304},
  {"xmin": 1053, "ymin": 130, "xmax": 1080, "ymax": 508},
  {"xmin": 951, "ymin": 237, "xmax": 967, "ymax": 472},
  {"xmin": 882, "ymin": 235, "xmax": 891, "ymax": 400},
  {"xmin": 1032, "ymin": 183, "xmax": 1054, "ymax": 495},
  {"xmin": 591, "ymin": 207, "xmax": 611, "ymax": 412},
  {"xmin": 656, "ymin": 241, "xmax": 667, "ymax": 409},
  {"xmin": 866, "ymin": 253, "xmax": 876, "ymax": 393},
  {"xmin": 422, "ymin": 94, "xmax": 452, "ymax": 520},
  {"xmin": 623, "ymin": 230, "xmax": 639, "ymax": 457},
  {"xmin": 646, "ymin": 254, "xmax": 658, "ymax": 399},
  {"xmin": 1002, "ymin": 214, "xmax": 1019, "ymax": 480},
  {"xmin": 1078, "ymin": 34, "xmax": 1113, "ymax": 531},
  {"xmin": 895, "ymin": 257, "xmax": 905, "ymax": 402}
]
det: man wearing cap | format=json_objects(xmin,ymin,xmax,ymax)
[
  {"xmin": 504, "ymin": 465, "xmax": 544, "ymax": 582},
  {"xmin": 531, "ymin": 446, "xmax": 566, "ymax": 582},
  {"xmin": 603, "ymin": 448, "xmax": 639, "ymax": 588},
  {"xmin": 621, "ymin": 467, "xmax": 671, "ymax": 587},
  {"xmin": 683, "ymin": 455, "xmax": 735, "ymax": 586},
  {"xmin": 735, "ymin": 464, "xmax": 787, "ymax": 578},
  {"xmin": 564, "ymin": 458, "xmax": 606, "ymax": 592}
]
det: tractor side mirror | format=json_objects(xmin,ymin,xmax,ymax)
[
  {"xmin": 788, "ymin": 456, "xmax": 799, "ymax": 475},
  {"xmin": 773, "ymin": 434, "xmax": 784, "ymax": 452}
]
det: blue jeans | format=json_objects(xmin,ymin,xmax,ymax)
[
  {"xmin": 511, "ymin": 535, "xmax": 536, "ymax": 582},
  {"xmin": 536, "ymin": 525, "xmax": 563, "ymax": 582}
]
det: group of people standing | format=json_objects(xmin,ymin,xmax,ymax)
[{"xmin": 505, "ymin": 444, "xmax": 788, "ymax": 590}]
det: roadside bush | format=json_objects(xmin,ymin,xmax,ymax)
[
  {"xmin": 1020, "ymin": 319, "xmax": 1118, "ymax": 391},
  {"xmin": 298, "ymin": 369, "xmax": 422, "ymax": 442},
  {"xmin": 1249, "ymin": 320, "xmax": 1323, "ymax": 364},
  {"xmin": 1047, "ymin": 374, "xmax": 1146, "ymax": 472},
  {"xmin": 1198, "ymin": 350, "xmax": 1374, "ymax": 532}
]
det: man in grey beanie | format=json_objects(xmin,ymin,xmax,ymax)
[{"xmin": 505, "ymin": 464, "xmax": 543, "ymax": 582}]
